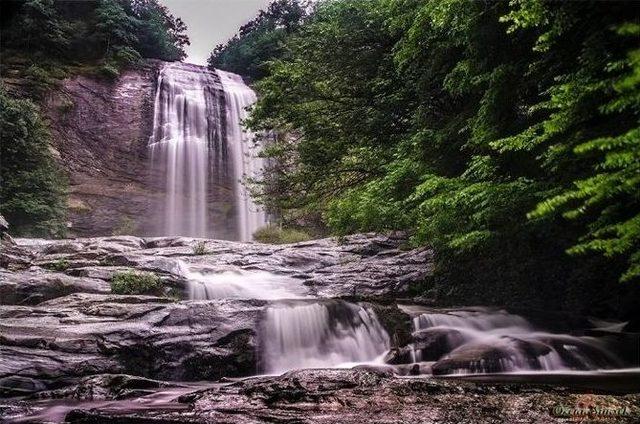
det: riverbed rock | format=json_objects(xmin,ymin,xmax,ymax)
[
  {"xmin": 0, "ymin": 269, "xmax": 110, "ymax": 305},
  {"xmin": 14, "ymin": 369, "xmax": 634, "ymax": 423},
  {"xmin": 0, "ymin": 294, "xmax": 266, "ymax": 396},
  {"xmin": 7, "ymin": 233, "xmax": 432, "ymax": 300}
]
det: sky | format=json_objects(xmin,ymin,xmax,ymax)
[{"xmin": 160, "ymin": 0, "xmax": 272, "ymax": 65}]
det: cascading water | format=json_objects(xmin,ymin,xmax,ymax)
[
  {"xmin": 179, "ymin": 264, "xmax": 309, "ymax": 300},
  {"xmin": 148, "ymin": 62, "xmax": 225, "ymax": 238},
  {"xmin": 400, "ymin": 307, "xmax": 623, "ymax": 374},
  {"xmin": 260, "ymin": 300, "xmax": 390, "ymax": 374},
  {"xmin": 148, "ymin": 63, "xmax": 266, "ymax": 240},
  {"xmin": 216, "ymin": 70, "xmax": 267, "ymax": 242}
]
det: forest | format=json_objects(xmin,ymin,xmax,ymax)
[
  {"xmin": 210, "ymin": 0, "xmax": 640, "ymax": 315},
  {"xmin": 0, "ymin": 0, "xmax": 188, "ymax": 235}
]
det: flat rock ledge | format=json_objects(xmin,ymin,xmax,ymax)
[
  {"xmin": 1, "ymin": 233, "xmax": 433, "ymax": 303},
  {"xmin": 2, "ymin": 369, "xmax": 639, "ymax": 423}
]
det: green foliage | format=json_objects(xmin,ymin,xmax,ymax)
[
  {"xmin": 192, "ymin": 241, "xmax": 208, "ymax": 255},
  {"xmin": 208, "ymin": 0, "xmax": 308, "ymax": 80},
  {"xmin": 0, "ymin": 88, "xmax": 67, "ymax": 237},
  {"xmin": 47, "ymin": 258, "xmax": 70, "ymax": 272},
  {"xmin": 111, "ymin": 270, "xmax": 162, "ymax": 295},
  {"xmin": 529, "ymin": 23, "xmax": 640, "ymax": 282},
  {"xmin": 98, "ymin": 62, "xmax": 120, "ymax": 80},
  {"xmin": 233, "ymin": 0, "xmax": 639, "ymax": 312},
  {"xmin": 253, "ymin": 225, "xmax": 311, "ymax": 244},
  {"xmin": 0, "ymin": 0, "xmax": 188, "ymax": 68},
  {"xmin": 23, "ymin": 64, "xmax": 58, "ymax": 98}
]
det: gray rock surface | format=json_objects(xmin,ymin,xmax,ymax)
[
  {"xmin": 4, "ymin": 369, "xmax": 638, "ymax": 423},
  {"xmin": 42, "ymin": 62, "xmax": 163, "ymax": 237},
  {"xmin": 0, "ymin": 233, "xmax": 431, "ymax": 396},
  {"xmin": 0, "ymin": 215, "xmax": 8, "ymax": 233},
  {"xmin": 0, "ymin": 294, "xmax": 264, "ymax": 396},
  {"xmin": 5, "ymin": 233, "xmax": 433, "ymax": 300}
]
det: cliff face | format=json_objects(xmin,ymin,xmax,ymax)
[
  {"xmin": 44, "ymin": 60, "xmax": 161, "ymax": 237},
  {"xmin": 42, "ymin": 61, "xmax": 240, "ymax": 239}
]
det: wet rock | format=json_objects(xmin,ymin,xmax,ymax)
[
  {"xmin": 0, "ymin": 269, "xmax": 110, "ymax": 305},
  {"xmin": 431, "ymin": 338, "xmax": 553, "ymax": 375},
  {"xmin": 0, "ymin": 215, "xmax": 8, "ymax": 233},
  {"xmin": 33, "ymin": 374, "xmax": 187, "ymax": 401},
  {"xmin": 0, "ymin": 294, "xmax": 264, "ymax": 394},
  {"xmin": 7, "ymin": 233, "xmax": 432, "ymax": 300},
  {"xmin": 46, "ymin": 369, "xmax": 640, "ymax": 423}
]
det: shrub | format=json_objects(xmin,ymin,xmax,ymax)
[
  {"xmin": 48, "ymin": 258, "xmax": 70, "ymax": 272},
  {"xmin": 114, "ymin": 46, "xmax": 142, "ymax": 66},
  {"xmin": 99, "ymin": 63, "xmax": 120, "ymax": 80},
  {"xmin": 192, "ymin": 241, "xmax": 208, "ymax": 255},
  {"xmin": 111, "ymin": 271, "xmax": 162, "ymax": 295},
  {"xmin": 0, "ymin": 89, "xmax": 67, "ymax": 237},
  {"xmin": 23, "ymin": 64, "xmax": 56, "ymax": 98},
  {"xmin": 253, "ymin": 225, "xmax": 311, "ymax": 244}
]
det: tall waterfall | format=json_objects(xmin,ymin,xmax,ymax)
[
  {"xmin": 148, "ymin": 62, "xmax": 265, "ymax": 240},
  {"xmin": 216, "ymin": 70, "xmax": 267, "ymax": 242}
]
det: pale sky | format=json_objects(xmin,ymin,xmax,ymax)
[{"xmin": 160, "ymin": 0, "xmax": 272, "ymax": 65}]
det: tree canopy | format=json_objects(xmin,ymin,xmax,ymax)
[
  {"xmin": 1, "ymin": 0, "xmax": 189, "ymax": 65},
  {"xmin": 212, "ymin": 0, "xmax": 640, "ymax": 312},
  {"xmin": 208, "ymin": 0, "xmax": 309, "ymax": 80}
]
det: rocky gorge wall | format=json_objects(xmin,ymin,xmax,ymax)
[
  {"xmin": 42, "ymin": 60, "xmax": 160, "ymax": 237},
  {"xmin": 39, "ymin": 60, "xmax": 237, "ymax": 238}
]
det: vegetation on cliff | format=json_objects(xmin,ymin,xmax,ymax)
[
  {"xmin": 211, "ymin": 0, "xmax": 640, "ymax": 313},
  {"xmin": 0, "ymin": 89, "xmax": 67, "ymax": 236},
  {"xmin": 0, "ymin": 0, "xmax": 190, "ymax": 237}
]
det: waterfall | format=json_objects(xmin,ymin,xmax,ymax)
[
  {"xmin": 260, "ymin": 300, "xmax": 390, "ymax": 374},
  {"xmin": 148, "ymin": 62, "xmax": 265, "ymax": 241},
  {"xmin": 216, "ymin": 70, "xmax": 267, "ymax": 242}
]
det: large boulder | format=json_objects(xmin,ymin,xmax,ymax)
[{"xmin": 0, "ymin": 294, "xmax": 265, "ymax": 396}]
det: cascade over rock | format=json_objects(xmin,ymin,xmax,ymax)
[
  {"xmin": 39, "ymin": 60, "xmax": 266, "ymax": 240},
  {"xmin": 148, "ymin": 62, "xmax": 266, "ymax": 241}
]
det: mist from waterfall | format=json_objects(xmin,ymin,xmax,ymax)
[
  {"xmin": 216, "ymin": 69, "xmax": 267, "ymax": 242},
  {"xmin": 148, "ymin": 62, "xmax": 265, "ymax": 240}
]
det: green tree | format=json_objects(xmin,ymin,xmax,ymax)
[
  {"xmin": 94, "ymin": 0, "xmax": 139, "ymax": 59},
  {"xmin": 244, "ymin": 0, "xmax": 640, "ymax": 313},
  {"xmin": 208, "ymin": 0, "xmax": 308, "ymax": 80},
  {"xmin": 3, "ymin": 0, "xmax": 74, "ymax": 57},
  {"xmin": 0, "ymin": 88, "xmax": 67, "ymax": 237}
]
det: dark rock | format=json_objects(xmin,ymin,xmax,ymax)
[
  {"xmin": 33, "ymin": 374, "xmax": 187, "ymax": 401},
  {"xmin": 431, "ymin": 338, "xmax": 553, "ymax": 375},
  {"xmin": 28, "ymin": 369, "xmax": 638, "ymax": 424},
  {"xmin": 0, "ymin": 294, "xmax": 264, "ymax": 394}
]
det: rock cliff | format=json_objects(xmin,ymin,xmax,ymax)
[{"xmin": 43, "ymin": 61, "xmax": 162, "ymax": 237}]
